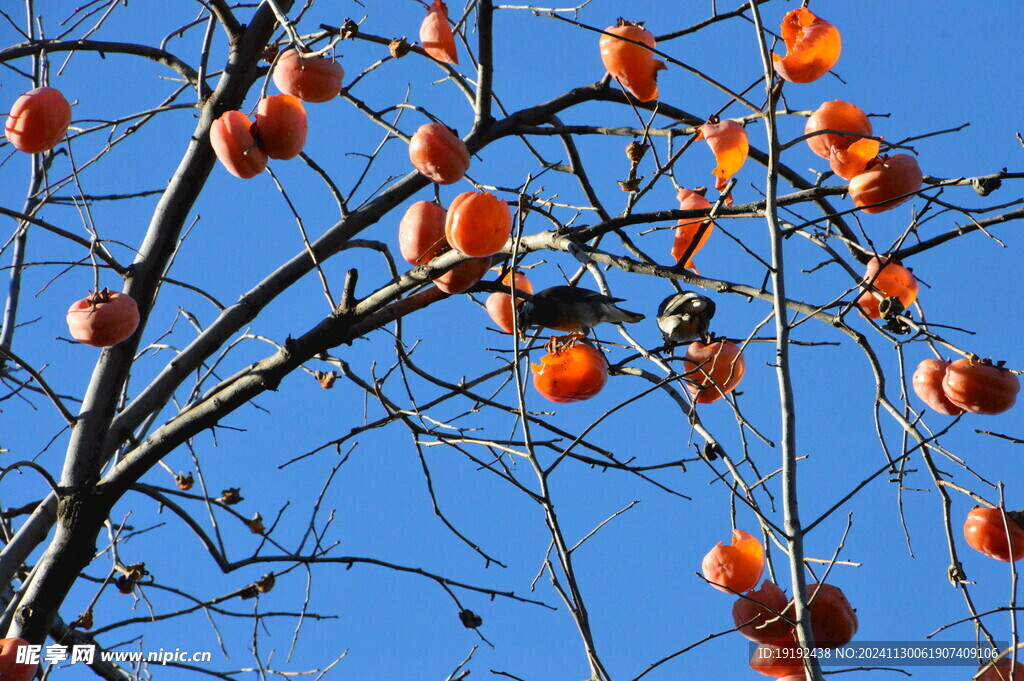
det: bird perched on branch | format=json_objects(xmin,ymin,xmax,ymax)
[
  {"xmin": 517, "ymin": 285, "xmax": 645, "ymax": 338},
  {"xmin": 657, "ymin": 291, "xmax": 716, "ymax": 343}
]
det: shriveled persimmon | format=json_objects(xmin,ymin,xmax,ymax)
[
  {"xmin": 964, "ymin": 506, "xmax": 1024, "ymax": 562},
  {"xmin": 399, "ymin": 201, "xmax": 448, "ymax": 265},
  {"xmin": 750, "ymin": 640, "xmax": 806, "ymax": 678},
  {"xmin": 409, "ymin": 122, "xmax": 471, "ymax": 185},
  {"xmin": 211, "ymin": 110, "xmax": 267, "ymax": 179},
  {"xmin": 805, "ymin": 583, "xmax": 857, "ymax": 648},
  {"xmin": 848, "ymin": 154, "xmax": 923, "ymax": 214},
  {"xmin": 912, "ymin": 358, "xmax": 964, "ymax": 416},
  {"xmin": 66, "ymin": 288, "xmax": 140, "ymax": 347},
  {"xmin": 702, "ymin": 528, "xmax": 764, "ymax": 593},
  {"xmin": 444, "ymin": 191, "xmax": 511, "ymax": 257},
  {"xmin": 0, "ymin": 638, "xmax": 36, "ymax": 681},
  {"xmin": 733, "ymin": 580, "xmax": 791, "ymax": 643},
  {"xmin": 5, "ymin": 86, "xmax": 72, "ymax": 154},
  {"xmin": 419, "ymin": 0, "xmax": 459, "ymax": 65},
  {"xmin": 486, "ymin": 272, "xmax": 533, "ymax": 334},
  {"xmin": 942, "ymin": 359, "xmax": 1020, "ymax": 415},
  {"xmin": 434, "ymin": 256, "xmax": 490, "ymax": 294},
  {"xmin": 671, "ymin": 188, "xmax": 714, "ymax": 264},
  {"xmin": 978, "ymin": 659, "xmax": 1024, "ymax": 681},
  {"xmin": 772, "ymin": 8, "xmax": 841, "ymax": 84},
  {"xmin": 804, "ymin": 100, "xmax": 872, "ymax": 159},
  {"xmin": 273, "ymin": 49, "xmax": 344, "ymax": 103},
  {"xmin": 684, "ymin": 339, "xmax": 746, "ymax": 404},
  {"xmin": 531, "ymin": 342, "xmax": 609, "ymax": 403},
  {"xmin": 699, "ymin": 119, "xmax": 748, "ymax": 193},
  {"xmin": 855, "ymin": 257, "xmax": 918, "ymax": 319},
  {"xmin": 599, "ymin": 19, "xmax": 666, "ymax": 103},
  {"xmin": 255, "ymin": 94, "xmax": 307, "ymax": 160},
  {"xmin": 828, "ymin": 137, "xmax": 881, "ymax": 180}
]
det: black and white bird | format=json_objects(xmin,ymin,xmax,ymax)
[
  {"xmin": 656, "ymin": 291, "xmax": 716, "ymax": 343},
  {"xmin": 517, "ymin": 285, "xmax": 645, "ymax": 337}
]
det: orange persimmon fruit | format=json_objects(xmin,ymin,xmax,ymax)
[
  {"xmin": 671, "ymin": 188, "xmax": 714, "ymax": 264},
  {"xmin": 702, "ymin": 528, "xmax": 764, "ymax": 593},
  {"xmin": 409, "ymin": 122, "xmax": 471, "ymax": 185},
  {"xmin": 912, "ymin": 358, "xmax": 965, "ymax": 416},
  {"xmin": 684, "ymin": 339, "xmax": 746, "ymax": 404},
  {"xmin": 772, "ymin": 8, "xmax": 841, "ymax": 84},
  {"xmin": 0, "ymin": 639, "xmax": 36, "ymax": 681},
  {"xmin": 255, "ymin": 94, "xmax": 307, "ymax": 160},
  {"xmin": 855, "ymin": 257, "xmax": 918, "ymax": 319},
  {"xmin": 273, "ymin": 49, "xmax": 344, "ymax": 103},
  {"xmin": 66, "ymin": 289, "xmax": 140, "ymax": 347},
  {"xmin": 963, "ymin": 506, "xmax": 1024, "ymax": 562},
  {"xmin": 699, "ymin": 119, "xmax": 748, "ymax": 193},
  {"xmin": 4, "ymin": 86, "xmax": 72, "ymax": 154},
  {"xmin": 399, "ymin": 201, "xmax": 448, "ymax": 265},
  {"xmin": 211, "ymin": 110, "xmax": 267, "ymax": 179},
  {"xmin": 434, "ymin": 256, "xmax": 490, "ymax": 294},
  {"xmin": 599, "ymin": 19, "xmax": 666, "ymax": 103},
  {"xmin": 804, "ymin": 100, "xmax": 872, "ymax": 159},
  {"xmin": 848, "ymin": 154, "xmax": 923, "ymax": 214},
  {"xmin": 486, "ymin": 272, "xmax": 533, "ymax": 334},
  {"xmin": 419, "ymin": 0, "xmax": 459, "ymax": 64},
  {"xmin": 750, "ymin": 641, "xmax": 806, "ymax": 678},
  {"xmin": 531, "ymin": 342, "xmax": 609, "ymax": 403},
  {"xmin": 978, "ymin": 659, "xmax": 1024, "ymax": 681},
  {"xmin": 445, "ymin": 191, "xmax": 511, "ymax": 257},
  {"xmin": 942, "ymin": 359, "xmax": 1020, "ymax": 416},
  {"xmin": 805, "ymin": 583, "xmax": 858, "ymax": 648},
  {"xmin": 733, "ymin": 580, "xmax": 791, "ymax": 643}
]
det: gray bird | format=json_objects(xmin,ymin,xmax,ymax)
[
  {"xmin": 657, "ymin": 291, "xmax": 716, "ymax": 342},
  {"xmin": 517, "ymin": 285, "xmax": 645, "ymax": 337}
]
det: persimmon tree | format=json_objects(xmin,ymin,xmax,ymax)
[{"xmin": 1, "ymin": 2, "xmax": 1023, "ymax": 680}]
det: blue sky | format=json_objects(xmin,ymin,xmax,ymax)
[{"xmin": 2, "ymin": 1, "xmax": 1024, "ymax": 679}]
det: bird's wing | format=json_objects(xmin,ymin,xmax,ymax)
[
  {"xmin": 540, "ymin": 285, "xmax": 626, "ymax": 305},
  {"xmin": 657, "ymin": 293, "xmax": 689, "ymax": 317}
]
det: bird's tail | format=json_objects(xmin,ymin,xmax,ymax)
[{"xmin": 611, "ymin": 308, "xmax": 645, "ymax": 324}]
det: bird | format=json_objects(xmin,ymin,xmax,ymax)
[
  {"xmin": 656, "ymin": 291, "xmax": 716, "ymax": 343},
  {"xmin": 517, "ymin": 285, "xmax": 645, "ymax": 338}
]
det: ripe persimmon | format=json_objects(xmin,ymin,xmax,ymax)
[
  {"xmin": 772, "ymin": 8, "xmax": 841, "ymax": 84},
  {"xmin": 273, "ymin": 49, "xmax": 344, "ymax": 103},
  {"xmin": 671, "ymin": 188, "xmax": 714, "ymax": 264},
  {"xmin": 399, "ymin": 201, "xmax": 448, "ymax": 265},
  {"xmin": 210, "ymin": 110, "xmax": 267, "ymax": 179},
  {"xmin": 419, "ymin": 0, "xmax": 458, "ymax": 65},
  {"xmin": 486, "ymin": 272, "xmax": 533, "ymax": 334},
  {"xmin": 66, "ymin": 289, "xmax": 140, "ymax": 347},
  {"xmin": 942, "ymin": 359, "xmax": 1020, "ymax": 415},
  {"xmin": 912, "ymin": 359, "xmax": 964, "ymax": 416},
  {"xmin": 4, "ymin": 86, "xmax": 72, "ymax": 154},
  {"xmin": 409, "ymin": 122, "xmax": 470, "ymax": 185},
  {"xmin": 964, "ymin": 506, "xmax": 1024, "ymax": 562},
  {"xmin": 733, "ymin": 580, "xmax": 791, "ymax": 643},
  {"xmin": 700, "ymin": 119, "xmax": 748, "ymax": 193},
  {"xmin": 750, "ymin": 641, "xmax": 806, "ymax": 678},
  {"xmin": 0, "ymin": 639, "xmax": 36, "ymax": 681},
  {"xmin": 599, "ymin": 19, "xmax": 666, "ymax": 103},
  {"xmin": 702, "ymin": 529, "xmax": 764, "ymax": 593},
  {"xmin": 848, "ymin": 154, "xmax": 923, "ymax": 214},
  {"xmin": 684, "ymin": 339, "xmax": 746, "ymax": 404},
  {"xmin": 804, "ymin": 100, "xmax": 872, "ymax": 159},
  {"xmin": 855, "ymin": 257, "xmax": 917, "ymax": 319},
  {"xmin": 531, "ymin": 342, "xmax": 609, "ymax": 403},
  {"xmin": 255, "ymin": 94, "xmax": 307, "ymax": 160},
  {"xmin": 805, "ymin": 583, "xmax": 857, "ymax": 648},
  {"xmin": 434, "ymin": 257, "xmax": 490, "ymax": 294},
  {"xmin": 444, "ymin": 191, "xmax": 511, "ymax": 257},
  {"xmin": 978, "ymin": 659, "xmax": 1024, "ymax": 681}
]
